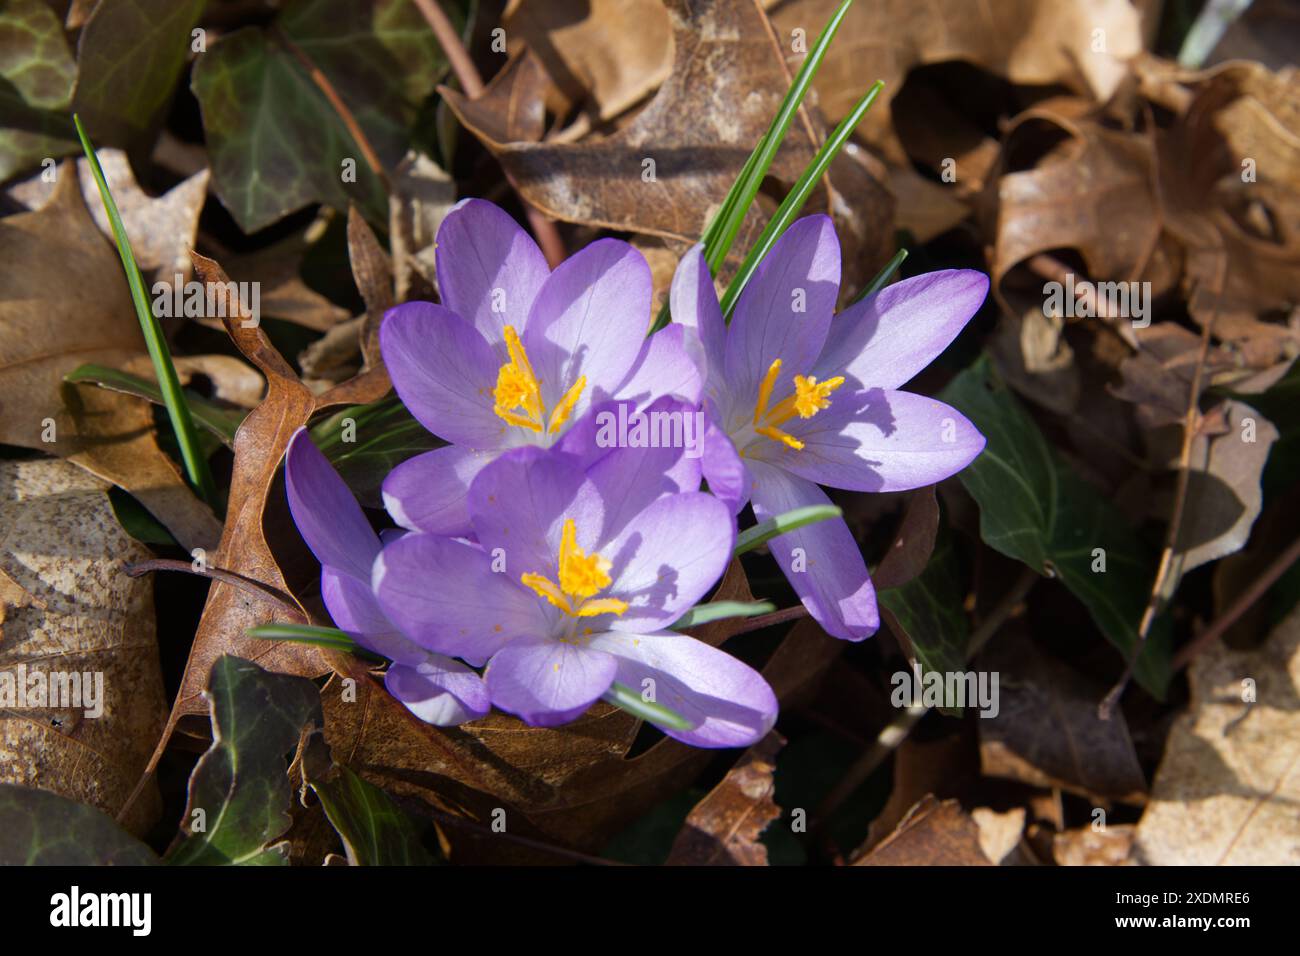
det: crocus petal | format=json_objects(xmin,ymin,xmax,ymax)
[
  {"xmin": 670, "ymin": 244, "xmax": 726, "ymax": 385},
  {"xmin": 322, "ymin": 566, "xmax": 425, "ymax": 665},
  {"xmin": 385, "ymin": 653, "xmax": 490, "ymax": 726},
  {"xmin": 467, "ymin": 445, "xmax": 599, "ymax": 585},
  {"xmin": 484, "ymin": 637, "xmax": 617, "ymax": 726},
  {"xmin": 522, "ymin": 238, "xmax": 651, "ymax": 412},
  {"xmin": 611, "ymin": 324, "xmax": 702, "ymax": 407},
  {"xmin": 701, "ymin": 419, "xmax": 750, "ymax": 515},
  {"xmin": 723, "ymin": 215, "xmax": 839, "ymax": 413},
  {"xmin": 760, "ymin": 388, "xmax": 986, "ymax": 493},
  {"xmin": 382, "ymin": 445, "xmax": 493, "ymax": 536},
  {"xmin": 285, "ymin": 428, "xmax": 378, "ymax": 580},
  {"xmin": 813, "ymin": 269, "xmax": 989, "ymax": 389},
  {"xmin": 588, "ymin": 630, "xmax": 777, "ymax": 748},
  {"xmin": 747, "ymin": 461, "xmax": 878, "ymax": 641},
  {"xmin": 604, "ymin": 492, "xmax": 734, "ymax": 631},
  {"xmin": 373, "ymin": 532, "xmax": 551, "ymax": 666},
  {"xmin": 380, "ymin": 302, "xmax": 506, "ymax": 449},
  {"xmin": 557, "ymin": 398, "xmax": 704, "ymax": 494},
  {"xmin": 434, "ymin": 198, "xmax": 549, "ymax": 348}
]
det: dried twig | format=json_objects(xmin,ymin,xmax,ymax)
[{"xmin": 412, "ymin": 0, "xmax": 566, "ymax": 267}]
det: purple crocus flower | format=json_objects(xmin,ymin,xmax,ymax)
[
  {"xmin": 371, "ymin": 441, "xmax": 778, "ymax": 748},
  {"xmin": 379, "ymin": 199, "xmax": 701, "ymax": 538},
  {"xmin": 671, "ymin": 216, "xmax": 989, "ymax": 642},
  {"xmin": 284, "ymin": 429, "xmax": 489, "ymax": 725}
]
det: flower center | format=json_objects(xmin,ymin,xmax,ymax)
[
  {"xmin": 492, "ymin": 325, "xmax": 586, "ymax": 435},
  {"xmin": 749, "ymin": 358, "xmax": 844, "ymax": 451},
  {"xmin": 521, "ymin": 518, "xmax": 628, "ymax": 618}
]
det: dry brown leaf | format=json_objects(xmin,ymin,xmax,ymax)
[
  {"xmin": 978, "ymin": 631, "xmax": 1148, "ymax": 804},
  {"xmin": 388, "ymin": 150, "xmax": 454, "ymax": 303},
  {"xmin": 872, "ymin": 486, "xmax": 939, "ymax": 590},
  {"xmin": 666, "ymin": 731, "xmax": 784, "ymax": 865},
  {"xmin": 7, "ymin": 148, "xmax": 208, "ymax": 282},
  {"xmin": 971, "ymin": 806, "xmax": 1028, "ymax": 865},
  {"xmin": 503, "ymin": 0, "xmax": 673, "ymax": 122},
  {"xmin": 770, "ymin": 0, "xmax": 1143, "ymax": 161},
  {"xmin": 220, "ymin": 217, "xmax": 352, "ymax": 333},
  {"xmin": 0, "ymin": 163, "xmax": 221, "ymax": 551},
  {"xmin": 1133, "ymin": 603, "xmax": 1300, "ymax": 864},
  {"xmin": 1053, "ymin": 823, "xmax": 1135, "ymax": 865},
  {"xmin": 322, "ymin": 614, "xmax": 840, "ymax": 857},
  {"xmin": 448, "ymin": 0, "xmax": 894, "ymax": 290},
  {"xmin": 854, "ymin": 795, "xmax": 991, "ymax": 865},
  {"xmin": 0, "ymin": 458, "xmax": 166, "ymax": 837}
]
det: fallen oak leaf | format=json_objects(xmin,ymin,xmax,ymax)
[{"xmin": 665, "ymin": 731, "xmax": 785, "ymax": 865}]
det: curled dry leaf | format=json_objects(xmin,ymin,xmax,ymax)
[
  {"xmin": 666, "ymin": 731, "xmax": 784, "ymax": 865},
  {"xmin": 1052, "ymin": 824, "xmax": 1135, "ymax": 865},
  {"xmin": 0, "ymin": 458, "xmax": 167, "ymax": 837},
  {"xmin": 770, "ymin": 0, "xmax": 1144, "ymax": 161},
  {"xmin": 853, "ymin": 795, "xmax": 991, "ymax": 866},
  {"xmin": 0, "ymin": 162, "xmax": 220, "ymax": 551},
  {"xmin": 503, "ymin": 0, "xmax": 673, "ymax": 122},
  {"xmin": 388, "ymin": 150, "xmax": 454, "ymax": 303},
  {"xmin": 1133, "ymin": 603, "xmax": 1300, "ymax": 865}
]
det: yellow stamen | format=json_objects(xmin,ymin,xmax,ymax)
[
  {"xmin": 749, "ymin": 358, "xmax": 843, "ymax": 451},
  {"xmin": 753, "ymin": 359, "xmax": 782, "ymax": 425},
  {"xmin": 492, "ymin": 325, "xmax": 588, "ymax": 436},
  {"xmin": 547, "ymin": 375, "xmax": 586, "ymax": 434},
  {"xmin": 521, "ymin": 518, "xmax": 628, "ymax": 618},
  {"xmin": 793, "ymin": 375, "xmax": 844, "ymax": 418},
  {"xmin": 755, "ymin": 425, "xmax": 806, "ymax": 451}
]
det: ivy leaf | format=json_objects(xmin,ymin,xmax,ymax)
[
  {"xmin": 0, "ymin": 784, "xmax": 158, "ymax": 865},
  {"xmin": 878, "ymin": 530, "xmax": 969, "ymax": 683},
  {"xmin": 307, "ymin": 762, "xmax": 439, "ymax": 866},
  {"xmin": 71, "ymin": 0, "xmax": 205, "ymax": 143},
  {"xmin": 191, "ymin": 0, "xmax": 454, "ymax": 233},
  {"xmin": 167, "ymin": 656, "xmax": 323, "ymax": 866},
  {"xmin": 0, "ymin": 0, "xmax": 78, "ymax": 180},
  {"xmin": 940, "ymin": 355, "xmax": 1172, "ymax": 697}
]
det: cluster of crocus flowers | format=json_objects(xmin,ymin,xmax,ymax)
[{"xmin": 283, "ymin": 199, "xmax": 988, "ymax": 748}]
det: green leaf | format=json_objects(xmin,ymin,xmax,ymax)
[
  {"xmin": 878, "ymin": 530, "xmax": 968, "ymax": 682},
  {"xmin": 108, "ymin": 486, "xmax": 179, "ymax": 547},
  {"xmin": 673, "ymin": 600, "xmax": 776, "ymax": 629},
  {"xmin": 735, "ymin": 504, "xmax": 842, "ymax": 555},
  {"xmin": 0, "ymin": 784, "xmax": 159, "ymax": 865},
  {"xmin": 74, "ymin": 116, "xmax": 220, "ymax": 511},
  {"xmin": 71, "ymin": 0, "xmax": 206, "ymax": 142},
  {"xmin": 939, "ymin": 355, "xmax": 1172, "ymax": 696},
  {"xmin": 0, "ymin": 0, "xmax": 78, "ymax": 180},
  {"xmin": 852, "ymin": 247, "xmax": 909, "ymax": 304},
  {"xmin": 191, "ymin": 0, "xmax": 454, "ymax": 233},
  {"xmin": 310, "ymin": 396, "xmax": 442, "ymax": 507},
  {"xmin": 602, "ymin": 681, "xmax": 693, "ymax": 731},
  {"xmin": 309, "ymin": 766, "xmax": 438, "ymax": 865},
  {"xmin": 167, "ymin": 656, "xmax": 323, "ymax": 866},
  {"xmin": 66, "ymin": 363, "xmax": 247, "ymax": 446}
]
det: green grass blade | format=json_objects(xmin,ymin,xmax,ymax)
[
  {"xmin": 73, "ymin": 114, "xmax": 219, "ymax": 511},
  {"xmin": 673, "ymin": 600, "xmax": 776, "ymax": 630},
  {"xmin": 65, "ymin": 363, "xmax": 246, "ymax": 445},
  {"xmin": 246, "ymin": 623, "xmax": 362, "ymax": 653},
  {"xmin": 735, "ymin": 504, "xmax": 842, "ymax": 555},
  {"xmin": 720, "ymin": 80, "xmax": 884, "ymax": 319},
  {"xmin": 851, "ymin": 246, "xmax": 908, "ymax": 304},
  {"xmin": 648, "ymin": 0, "xmax": 854, "ymax": 333},
  {"xmin": 602, "ymin": 681, "xmax": 693, "ymax": 730}
]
